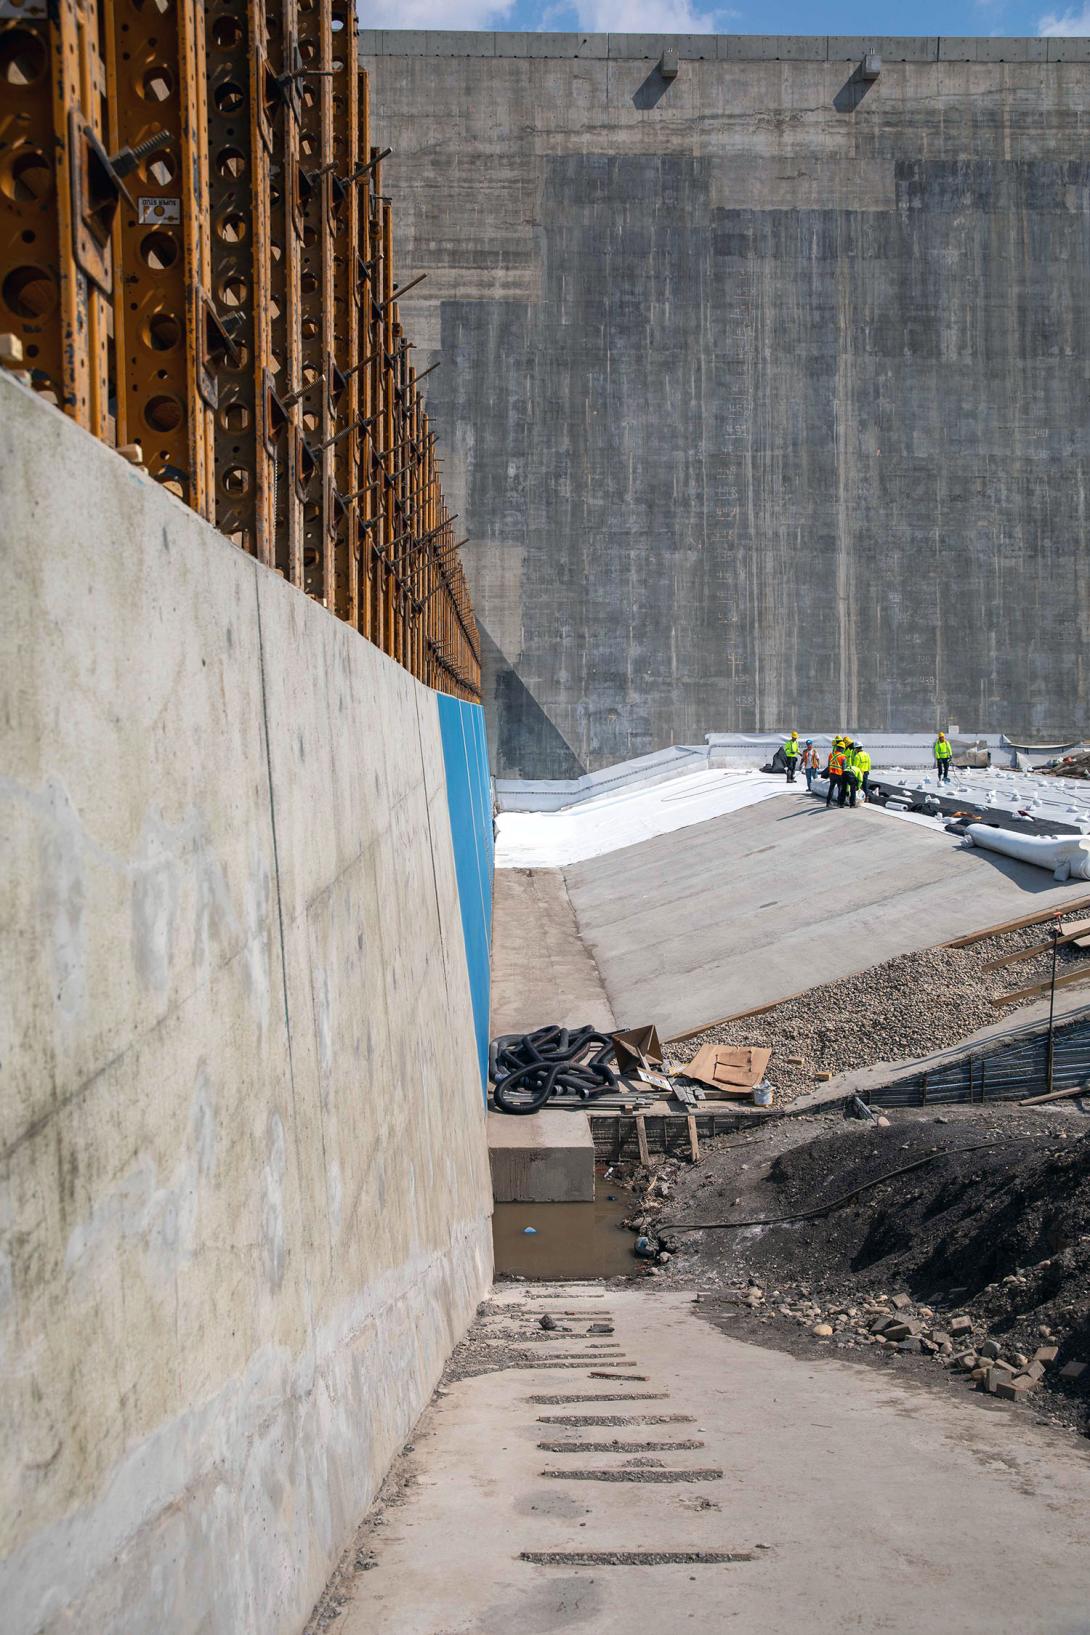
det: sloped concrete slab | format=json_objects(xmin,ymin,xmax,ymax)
[{"xmin": 562, "ymin": 796, "xmax": 1090, "ymax": 1038}]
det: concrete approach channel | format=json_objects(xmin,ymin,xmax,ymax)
[{"xmin": 312, "ymin": 1285, "xmax": 1090, "ymax": 1634}]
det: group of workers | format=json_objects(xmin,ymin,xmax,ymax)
[
  {"xmin": 782, "ymin": 732, "xmax": 871, "ymax": 807},
  {"xmin": 780, "ymin": 731, "xmax": 956, "ymax": 807}
]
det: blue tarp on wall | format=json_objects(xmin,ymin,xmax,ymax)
[{"xmin": 436, "ymin": 693, "xmax": 493, "ymax": 1090}]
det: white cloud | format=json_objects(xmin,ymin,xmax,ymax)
[
  {"xmin": 571, "ymin": 0, "xmax": 733, "ymax": 25},
  {"xmin": 362, "ymin": 0, "xmax": 739, "ymax": 29},
  {"xmin": 1038, "ymin": 4, "xmax": 1090, "ymax": 33},
  {"xmin": 365, "ymin": 0, "xmax": 515, "ymax": 26}
]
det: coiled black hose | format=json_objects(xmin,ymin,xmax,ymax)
[{"xmin": 490, "ymin": 1025, "xmax": 618, "ymax": 1115}]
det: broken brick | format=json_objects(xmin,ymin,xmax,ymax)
[{"xmin": 995, "ymin": 1375, "xmax": 1039, "ymax": 1401}]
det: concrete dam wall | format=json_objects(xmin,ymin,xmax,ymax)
[
  {"xmin": 363, "ymin": 32, "xmax": 1090, "ymax": 777},
  {"xmin": 0, "ymin": 373, "xmax": 493, "ymax": 1635}
]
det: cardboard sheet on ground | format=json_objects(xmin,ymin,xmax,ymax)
[
  {"xmin": 612, "ymin": 1025, "xmax": 664, "ymax": 1071},
  {"xmin": 682, "ymin": 1044, "xmax": 772, "ymax": 1097}
]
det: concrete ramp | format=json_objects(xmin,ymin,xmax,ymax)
[{"xmin": 500, "ymin": 795, "xmax": 1090, "ymax": 1041}]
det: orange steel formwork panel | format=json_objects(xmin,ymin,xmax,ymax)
[{"xmin": 0, "ymin": 0, "xmax": 480, "ymax": 702}]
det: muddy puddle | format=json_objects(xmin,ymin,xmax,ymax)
[{"xmin": 492, "ymin": 1191, "xmax": 637, "ymax": 1278}]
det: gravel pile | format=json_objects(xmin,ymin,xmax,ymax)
[{"xmin": 671, "ymin": 926, "xmax": 1088, "ymax": 1105}]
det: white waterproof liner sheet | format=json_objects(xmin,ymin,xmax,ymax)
[{"xmin": 494, "ymin": 768, "xmax": 796, "ymax": 868}]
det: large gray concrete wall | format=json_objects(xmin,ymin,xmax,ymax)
[
  {"xmin": 0, "ymin": 373, "xmax": 492, "ymax": 1635},
  {"xmin": 363, "ymin": 32, "xmax": 1090, "ymax": 777}
]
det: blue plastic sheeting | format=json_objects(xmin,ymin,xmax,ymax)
[{"xmin": 436, "ymin": 693, "xmax": 494, "ymax": 1090}]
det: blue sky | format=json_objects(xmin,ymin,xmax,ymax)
[{"xmin": 366, "ymin": 0, "xmax": 1090, "ymax": 41}]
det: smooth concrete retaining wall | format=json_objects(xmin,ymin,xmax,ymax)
[
  {"xmin": 364, "ymin": 33, "xmax": 1090, "ymax": 776},
  {"xmin": 0, "ymin": 373, "xmax": 493, "ymax": 1635}
]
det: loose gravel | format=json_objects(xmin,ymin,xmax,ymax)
[{"xmin": 671, "ymin": 926, "xmax": 1089, "ymax": 1105}]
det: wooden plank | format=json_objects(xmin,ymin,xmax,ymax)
[
  {"xmin": 982, "ymin": 919, "xmax": 1090, "ymax": 971},
  {"xmin": 943, "ymin": 895, "xmax": 1090, "ymax": 950},
  {"xmin": 667, "ymin": 897, "xmax": 1090, "ymax": 1044},
  {"xmin": 1019, "ymin": 1082, "xmax": 1090, "ymax": 1106},
  {"xmin": 666, "ymin": 994, "xmax": 801, "ymax": 1045},
  {"xmin": 635, "ymin": 1114, "xmax": 650, "ymax": 1167},
  {"xmin": 686, "ymin": 1114, "xmax": 700, "ymax": 1164},
  {"xmin": 992, "ymin": 967, "xmax": 1090, "ymax": 1008}
]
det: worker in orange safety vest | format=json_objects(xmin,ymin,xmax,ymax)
[{"xmin": 825, "ymin": 744, "xmax": 846, "ymax": 808}]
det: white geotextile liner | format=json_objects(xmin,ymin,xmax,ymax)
[
  {"xmin": 494, "ymin": 769, "xmax": 796, "ymax": 868},
  {"xmin": 965, "ymin": 824, "xmax": 1090, "ymax": 882}
]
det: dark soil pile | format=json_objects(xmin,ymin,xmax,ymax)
[{"xmin": 645, "ymin": 1110, "xmax": 1090, "ymax": 1429}]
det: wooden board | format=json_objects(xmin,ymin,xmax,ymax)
[
  {"xmin": 667, "ymin": 900, "xmax": 1090, "ymax": 1047},
  {"xmin": 982, "ymin": 920, "xmax": 1090, "ymax": 971},
  {"xmin": 943, "ymin": 895, "xmax": 1090, "ymax": 950},
  {"xmin": 667, "ymin": 992, "xmax": 803, "ymax": 1044},
  {"xmin": 1019, "ymin": 1082, "xmax": 1090, "ymax": 1106},
  {"xmin": 636, "ymin": 1114, "xmax": 650, "ymax": 1167},
  {"xmin": 992, "ymin": 966, "xmax": 1090, "ymax": 1007}
]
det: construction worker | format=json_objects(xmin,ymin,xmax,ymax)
[
  {"xmin": 840, "ymin": 739, "xmax": 856, "ymax": 807},
  {"xmin": 783, "ymin": 730, "xmax": 801, "ymax": 783},
  {"xmin": 802, "ymin": 739, "xmax": 820, "ymax": 791},
  {"xmin": 852, "ymin": 742, "xmax": 871, "ymax": 803},
  {"xmin": 934, "ymin": 731, "xmax": 953, "ymax": 782},
  {"xmin": 825, "ymin": 741, "xmax": 846, "ymax": 807}
]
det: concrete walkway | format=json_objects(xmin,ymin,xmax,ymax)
[
  {"xmin": 327, "ymin": 1286, "xmax": 1090, "ymax": 1635},
  {"xmin": 491, "ymin": 867, "xmax": 615, "ymax": 1036}
]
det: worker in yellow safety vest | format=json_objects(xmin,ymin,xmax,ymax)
[
  {"xmin": 934, "ymin": 732, "xmax": 953, "ymax": 783},
  {"xmin": 783, "ymin": 730, "xmax": 801, "ymax": 783},
  {"xmin": 850, "ymin": 743, "xmax": 871, "ymax": 805},
  {"xmin": 825, "ymin": 744, "xmax": 846, "ymax": 808}
]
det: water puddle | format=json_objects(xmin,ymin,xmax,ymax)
[{"xmin": 492, "ymin": 1191, "xmax": 637, "ymax": 1278}]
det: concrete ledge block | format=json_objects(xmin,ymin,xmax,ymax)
[
  {"xmin": 358, "ymin": 28, "xmax": 381, "ymax": 56},
  {"xmin": 494, "ymin": 31, "xmax": 607, "ymax": 57},
  {"xmin": 827, "ymin": 36, "xmax": 938, "ymax": 62},
  {"xmin": 718, "ymin": 34, "xmax": 828, "ymax": 60},
  {"xmin": 488, "ymin": 1109, "xmax": 596, "ymax": 1203},
  {"xmin": 974, "ymin": 37, "xmax": 1048, "ymax": 61},
  {"xmin": 607, "ymin": 32, "xmax": 717, "ymax": 59},
  {"xmin": 939, "ymin": 36, "xmax": 1046, "ymax": 61},
  {"xmin": 379, "ymin": 29, "xmax": 496, "ymax": 56},
  {"xmin": 1047, "ymin": 37, "xmax": 1090, "ymax": 60}
]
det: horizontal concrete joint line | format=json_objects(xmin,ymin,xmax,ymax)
[
  {"xmin": 827, "ymin": 36, "xmax": 939, "ymax": 62},
  {"xmin": 362, "ymin": 30, "xmax": 1055, "ymax": 62}
]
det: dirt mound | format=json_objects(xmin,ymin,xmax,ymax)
[{"xmin": 651, "ymin": 1111, "xmax": 1090, "ymax": 1428}]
